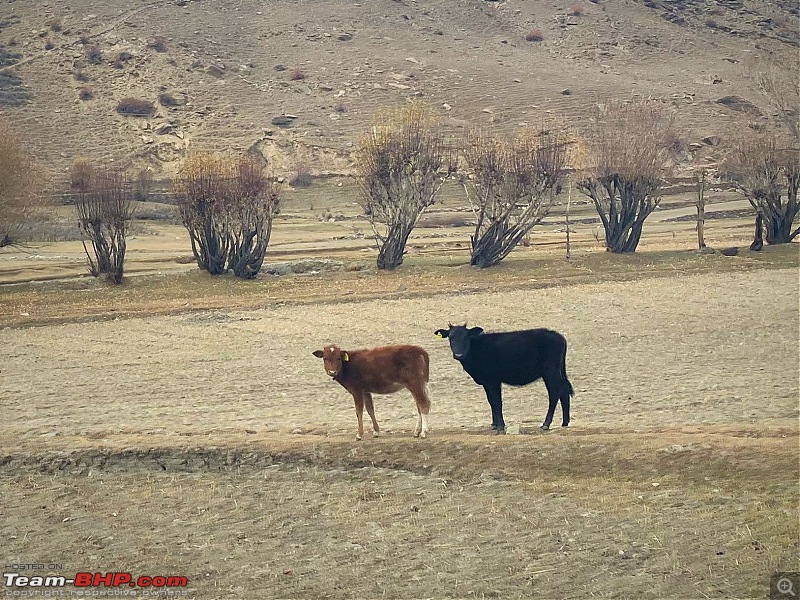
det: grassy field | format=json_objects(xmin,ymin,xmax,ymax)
[{"xmin": 1, "ymin": 232, "xmax": 798, "ymax": 598}]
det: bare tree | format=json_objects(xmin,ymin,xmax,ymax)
[
  {"xmin": 226, "ymin": 156, "xmax": 281, "ymax": 279},
  {"xmin": 0, "ymin": 119, "xmax": 44, "ymax": 247},
  {"xmin": 175, "ymin": 153, "xmax": 229, "ymax": 275},
  {"xmin": 461, "ymin": 127, "xmax": 568, "ymax": 267},
  {"xmin": 576, "ymin": 101, "xmax": 676, "ymax": 253},
  {"xmin": 357, "ymin": 103, "xmax": 454, "ymax": 270},
  {"xmin": 74, "ymin": 166, "xmax": 135, "ymax": 283},
  {"xmin": 724, "ymin": 133, "xmax": 799, "ymax": 244},
  {"xmin": 133, "ymin": 168, "xmax": 154, "ymax": 201},
  {"xmin": 70, "ymin": 158, "xmax": 95, "ymax": 194},
  {"xmin": 757, "ymin": 65, "xmax": 800, "ymax": 144},
  {"xmin": 174, "ymin": 153, "xmax": 280, "ymax": 278}
]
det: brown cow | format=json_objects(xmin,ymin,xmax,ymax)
[{"xmin": 312, "ymin": 344, "xmax": 431, "ymax": 440}]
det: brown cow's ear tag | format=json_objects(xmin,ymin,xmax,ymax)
[{"xmin": 343, "ymin": 352, "xmax": 349, "ymax": 361}]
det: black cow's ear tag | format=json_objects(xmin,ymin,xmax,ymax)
[{"xmin": 435, "ymin": 331, "xmax": 443, "ymax": 339}]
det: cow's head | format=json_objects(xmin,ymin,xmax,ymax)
[
  {"xmin": 312, "ymin": 345, "xmax": 350, "ymax": 378},
  {"xmin": 434, "ymin": 323, "xmax": 484, "ymax": 361}
]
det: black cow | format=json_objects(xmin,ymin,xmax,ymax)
[{"xmin": 434, "ymin": 324, "xmax": 574, "ymax": 433}]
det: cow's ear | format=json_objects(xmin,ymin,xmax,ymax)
[
  {"xmin": 434, "ymin": 329, "xmax": 449, "ymax": 339},
  {"xmin": 468, "ymin": 327, "xmax": 484, "ymax": 338},
  {"xmin": 312, "ymin": 350, "xmax": 324, "ymax": 358},
  {"xmin": 342, "ymin": 352, "xmax": 350, "ymax": 362}
]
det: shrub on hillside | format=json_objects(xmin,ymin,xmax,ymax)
[
  {"xmin": 290, "ymin": 165, "xmax": 314, "ymax": 188},
  {"xmin": 78, "ymin": 86, "xmax": 93, "ymax": 101},
  {"xmin": 289, "ymin": 68, "xmax": 305, "ymax": 81},
  {"xmin": 86, "ymin": 44, "xmax": 103, "ymax": 64},
  {"xmin": 149, "ymin": 36, "xmax": 168, "ymax": 53},
  {"xmin": 116, "ymin": 97, "xmax": 154, "ymax": 116},
  {"xmin": 525, "ymin": 29, "xmax": 544, "ymax": 42}
]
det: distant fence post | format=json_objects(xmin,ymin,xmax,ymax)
[
  {"xmin": 695, "ymin": 169, "xmax": 706, "ymax": 250},
  {"xmin": 565, "ymin": 181, "xmax": 572, "ymax": 260}
]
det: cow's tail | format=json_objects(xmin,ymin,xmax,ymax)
[
  {"xmin": 561, "ymin": 340, "xmax": 574, "ymax": 398},
  {"xmin": 418, "ymin": 349, "xmax": 432, "ymax": 414}
]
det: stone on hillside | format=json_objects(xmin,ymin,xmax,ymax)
[
  {"xmin": 271, "ymin": 115, "xmax": 295, "ymax": 128},
  {"xmin": 716, "ymin": 95, "xmax": 762, "ymax": 115},
  {"xmin": 154, "ymin": 122, "xmax": 174, "ymax": 135},
  {"xmin": 205, "ymin": 64, "xmax": 225, "ymax": 78}
]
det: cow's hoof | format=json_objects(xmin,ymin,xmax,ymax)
[
  {"xmin": 355, "ymin": 435, "xmax": 363, "ymax": 441},
  {"xmin": 491, "ymin": 428, "xmax": 506, "ymax": 435},
  {"xmin": 540, "ymin": 424, "xmax": 550, "ymax": 431},
  {"xmin": 373, "ymin": 430, "xmax": 382, "ymax": 438},
  {"xmin": 420, "ymin": 431, "xmax": 427, "ymax": 439},
  {"xmin": 561, "ymin": 423, "xmax": 569, "ymax": 428},
  {"xmin": 413, "ymin": 430, "xmax": 421, "ymax": 438}
]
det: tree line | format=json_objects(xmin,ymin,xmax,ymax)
[{"xmin": 0, "ymin": 90, "xmax": 797, "ymax": 283}]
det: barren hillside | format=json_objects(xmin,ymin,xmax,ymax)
[{"xmin": 0, "ymin": 0, "xmax": 797, "ymax": 182}]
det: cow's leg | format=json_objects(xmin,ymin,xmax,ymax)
[
  {"xmin": 364, "ymin": 393, "xmax": 381, "ymax": 437},
  {"xmin": 483, "ymin": 381, "xmax": 505, "ymax": 434},
  {"xmin": 353, "ymin": 393, "xmax": 365, "ymax": 441},
  {"xmin": 541, "ymin": 374, "xmax": 560, "ymax": 431},
  {"xmin": 408, "ymin": 382, "xmax": 431, "ymax": 439},
  {"xmin": 560, "ymin": 390, "xmax": 571, "ymax": 427}
]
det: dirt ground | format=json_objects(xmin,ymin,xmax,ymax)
[{"xmin": 1, "ymin": 263, "xmax": 798, "ymax": 599}]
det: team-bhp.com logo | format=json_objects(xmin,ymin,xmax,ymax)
[{"xmin": 4, "ymin": 572, "xmax": 188, "ymax": 589}]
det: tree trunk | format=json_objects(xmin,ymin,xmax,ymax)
[
  {"xmin": 750, "ymin": 212, "xmax": 764, "ymax": 251},
  {"xmin": 470, "ymin": 220, "xmax": 510, "ymax": 268},
  {"xmin": 765, "ymin": 211, "xmax": 796, "ymax": 244},
  {"xmin": 376, "ymin": 224, "xmax": 412, "ymax": 270},
  {"xmin": 565, "ymin": 184, "xmax": 572, "ymax": 259}
]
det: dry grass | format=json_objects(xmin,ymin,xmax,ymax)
[
  {"xmin": 1, "ymin": 427, "xmax": 797, "ymax": 599},
  {"xmin": 0, "ymin": 242, "xmax": 795, "ymax": 328},
  {"xmin": 0, "ymin": 253, "xmax": 797, "ymax": 598}
]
